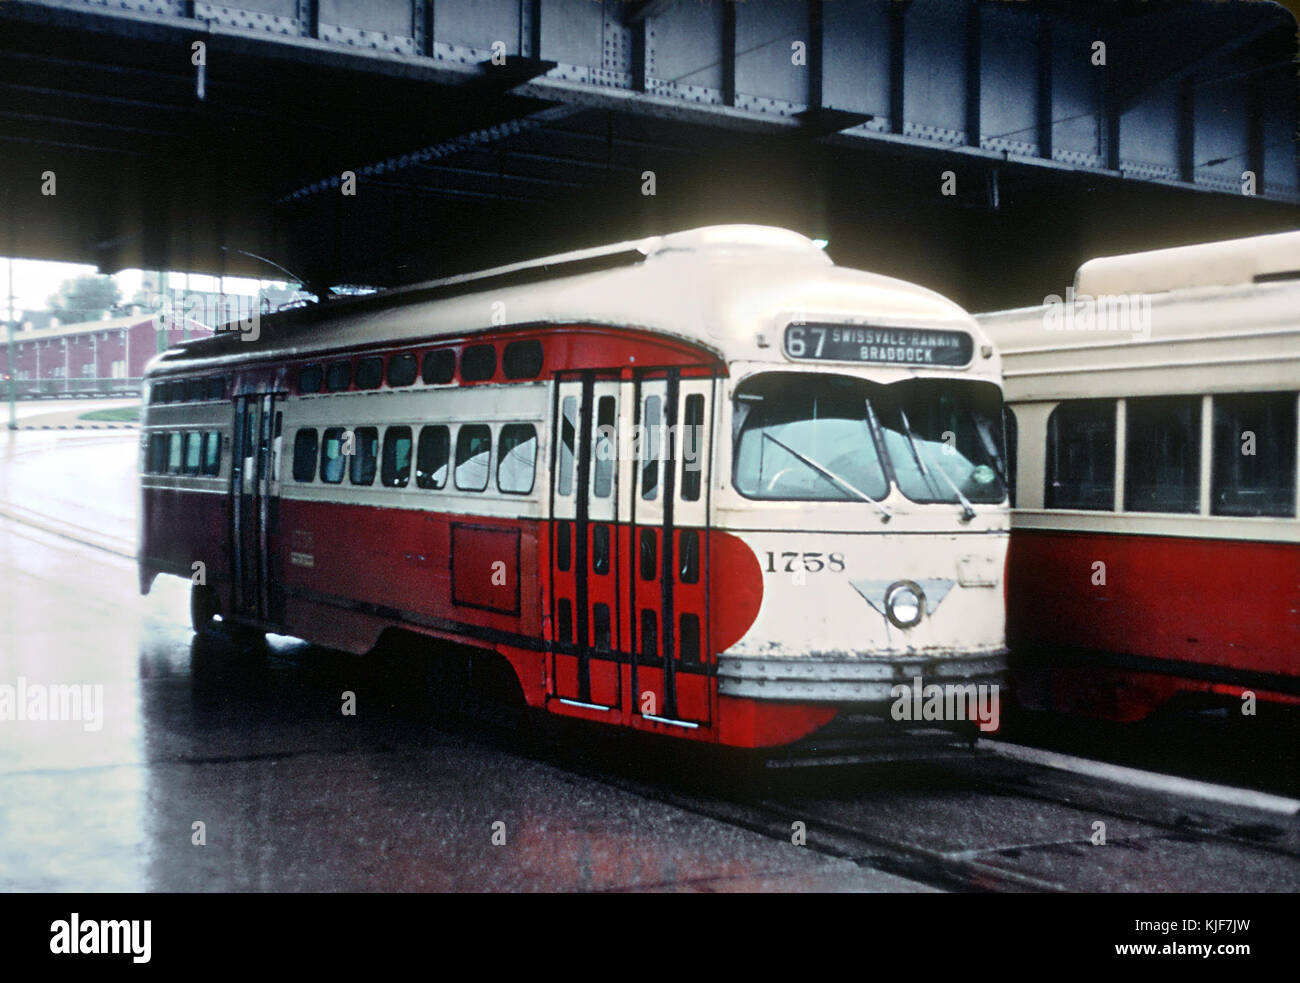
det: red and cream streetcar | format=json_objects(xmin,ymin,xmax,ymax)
[
  {"xmin": 139, "ymin": 225, "xmax": 1010, "ymax": 747},
  {"xmin": 979, "ymin": 231, "xmax": 1300, "ymax": 721}
]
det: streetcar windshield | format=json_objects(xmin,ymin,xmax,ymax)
[{"xmin": 733, "ymin": 373, "xmax": 1006, "ymax": 505}]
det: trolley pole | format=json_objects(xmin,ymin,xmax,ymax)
[{"xmin": 7, "ymin": 253, "xmax": 15, "ymax": 431}]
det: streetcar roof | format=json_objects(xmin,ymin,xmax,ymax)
[
  {"xmin": 147, "ymin": 225, "xmax": 986, "ymax": 374},
  {"xmin": 1074, "ymin": 228, "xmax": 1300, "ymax": 296},
  {"xmin": 974, "ymin": 231, "xmax": 1300, "ymax": 401}
]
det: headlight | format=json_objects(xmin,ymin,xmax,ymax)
[{"xmin": 885, "ymin": 581, "xmax": 925, "ymax": 629}]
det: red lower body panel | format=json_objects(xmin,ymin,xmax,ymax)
[
  {"xmin": 1007, "ymin": 528, "xmax": 1300, "ymax": 721},
  {"xmin": 141, "ymin": 487, "xmax": 839, "ymax": 747}
]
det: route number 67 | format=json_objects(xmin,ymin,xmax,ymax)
[{"xmin": 785, "ymin": 325, "xmax": 827, "ymax": 358}]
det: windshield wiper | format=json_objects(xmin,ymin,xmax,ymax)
[
  {"xmin": 972, "ymin": 412, "xmax": 1009, "ymax": 487},
  {"xmin": 761, "ymin": 431, "xmax": 892, "ymax": 522},
  {"xmin": 897, "ymin": 407, "xmax": 976, "ymax": 522}
]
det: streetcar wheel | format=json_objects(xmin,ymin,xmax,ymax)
[{"xmin": 190, "ymin": 584, "xmax": 221, "ymax": 635}]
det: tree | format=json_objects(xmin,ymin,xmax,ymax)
[{"xmin": 47, "ymin": 275, "xmax": 121, "ymax": 322}]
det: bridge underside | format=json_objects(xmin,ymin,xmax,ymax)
[{"xmin": 1, "ymin": 0, "xmax": 1297, "ymax": 310}]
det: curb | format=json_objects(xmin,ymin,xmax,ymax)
[{"xmin": 17, "ymin": 423, "xmax": 139, "ymax": 430}]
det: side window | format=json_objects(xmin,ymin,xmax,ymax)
[
  {"xmin": 461, "ymin": 345, "xmax": 497, "ymax": 382},
  {"xmin": 149, "ymin": 432, "xmax": 168, "ymax": 473},
  {"xmin": 167, "ymin": 432, "xmax": 183, "ymax": 474},
  {"xmin": 381, "ymin": 426, "xmax": 413, "ymax": 488},
  {"xmin": 641, "ymin": 395, "xmax": 661, "ymax": 500},
  {"xmin": 387, "ymin": 353, "xmax": 418, "ymax": 387},
  {"xmin": 502, "ymin": 340, "xmax": 543, "ymax": 379},
  {"xmin": 183, "ymin": 431, "xmax": 203, "ymax": 474},
  {"xmin": 355, "ymin": 356, "xmax": 383, "ymax": 390},
  {"xmin": 1045, "ymin": 400, "xmax": 1115, "ymax": 510},
  {"xmin": 203, "ymin": 431, "xmax": 222, "ymax": 476},
  {"xmin": 320, "ymin": 427, "xmax": 346, "ymax": 484},
  {"xmin": 350, "ymin": 426, "xmax": 379, "ymax": 485},
  {"xmin": 326, "ymin": 360, "xmax": 352, "ymax": 392},
  {"xmin": 639, "ymin": 529, "xmax": 656, "ymax": 581},
  {"xmin": 497, "ymin": 424, "xmax": 537, "ymax": 494},
  {"xmin": 454, "ymin": 424, "xmax": 492, "ymax": 491},
  {"xmin": 416, "ymin": 425, "xmax": 450, "ymax": 489},
  {"xmin": 298, "ymin": 364, "xmax": 323, "ymax": 394},
  {"xmin": 592, "ymin": 395, "xmax": 615, "ymax": 498},
  {"xmin": 1003, "ymin": 406, "xmax": 1018, "ymax": 508},
  {"xmin": 207, "ymin": 376, "xmax": 226, "ymax": 401},
  {"xmin": 185, "ymin": 378, "xmax": 204, "ymax": 402},
  {"xmin": 293, "ymin": 429, "xmax": 319, "ymax": 482},
  {"xmin": 557, "ymin": 396, "xmax": 577, "ymax": 496},
  {"xmin": 422, "ymin": 349, "xmax": 455, "ymax": 384},
  {"xmin": 680, "ymin": 393, "xmax": 705, "ymax": 501},
  {"xmin": 592, "ymin": 524, "xmax": 610, "ymax": 574},
  {"xmin": 679, "ymin": 529, "xmax": 700, "ymax": 583},
  {"xmin": 1212, "ymin": 392, "xmax": 1296, "ymax": 517},
  {"xmin": 1124, "ymin": 396, "xmax": 1200, "ymax": 513}
]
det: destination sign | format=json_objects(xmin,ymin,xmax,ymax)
[{"xmin": 783, "ymin": 323, "xmax": 973, "ymax": 367}]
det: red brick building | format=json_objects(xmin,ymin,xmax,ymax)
[{"xmin": 4, "ymin": 313, "xmax": 212, "ymax": 397}]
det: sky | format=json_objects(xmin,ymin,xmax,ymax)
[{"xmin": 1, "ymin": 257, "xmax": 283, "ymax": 313}]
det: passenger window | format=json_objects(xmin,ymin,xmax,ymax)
[
  {"xmin": 680, "ymin": 393, "xmax": 705, "ymax": 501},
  {"xmin": 497, "ymin": 424, "xmax": 537, "ymax": 494},
  {"xmin": 640, "ymin": 529, "xmax": 656, "ymax": 581},
  {"xmin": 350, "ymin": 426, "xmax": 379, "ymax": 485},
  {"xmin": 1212, "ymin": 393, "xmax": 1296, "ymax": 517},
  {"xmin": 502, "ymin": 340, "xmax": 543, "ymax": 379},
  {"xmin": 185, "ymin": 378, "xmax": 204, "ymax": 402},
  {"xmin": 592, "ymin": 395, "xmax": 615, "ymax": 498},
  {"xmin": 1045, "ymin": 400, "xmax": 1115, "ymax": 510},
  {"xmin": 184, "ymin": 432, "xmax": 202, "ymax": 474},
  {"xmin": 293, "ymin": 429, "xmax": 319, "ymax": 482},
  {"xmin": 640, "ymin": 610, "xmax": 658, "ymax": 662},
  {"xmin": 320, "ymin": 427, "xmax": 346, "ymax": 483},
  {"xmin": 149, "ymin": 432, "xmax": 168, "ymax": 473},
  {"xmin": 558, "ymin": 396, "xmax": 577, "ymax": 496},
  {"xmin": 167, "ymin": 432, "xmax": 183, "ymax": 473},
  {"xmin": 298, "ymin": 364, "xmax": 323, "ymax": 394},
  {"xmin": 387, "ymin": 353, "xmax": 418, "ymax": 387},
  {"xmin": 415, "ymin": 425, "xmax": 450, "ymax": 489},
  {"xmin": 460, "ymin": 344, "xmax": 496, "ymax": 382},
  {"xmin": 679, "ymin": 613, "xmax": 701, "ymax": 664},
  {"xmin": 203, "ymin": 431, "xmax": 222, "ymax": 476},
  {"xmin": 207, "ymin": 376, "xmax": 226, "ymax": 401},
  {"xmin": 1125, "ymin": 396, "xmax": 1200, "ymax": 513},
  {"xmin": 355, "ymin": 356, "xmax": 383, "ymax": 390},
  {"xmin": 679, "ymin": 529, "xmax": 699, "ymax": 583},
  {"xmin": 381, "ymin": 426, "xmax": 413, "ymax": 487},
  {"xmin": 454, "ymin": 425, "xmax": 492, "ymax": 491},
  {"xmin": 1003, "ymin": 406, "xmax": 1018, "ymax": 508},
  {"xmin": 641, "ymin": 395, "xmax": 661, "ymax": 500},
  {"xmin": 556, "ymin": 523, "xmax": 571, "ymax": 572},
  {"xmin": 557, "ymin": 599, "xmax": 573, "ymax": 645},
  {"xmin": 592, "ymin": 603, "xmax": 611, "ymax": 653},
  {"xmin": 592, "ymin": 524, "xmax": 610, "ymax": 575},
  {"xmin": 422, "ymin": 349, "xmax": 455, "ymax": 385},
  {"xmin": 325, "ymin": 360, "xmax": 352, "ymax": 392}
]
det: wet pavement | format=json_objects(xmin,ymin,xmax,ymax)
[
  {"xmin": 2, "ymin": 426, "xmax": 1297, "ymax": 893},
  {"xmin": 0, "ymin": 428, "xmax": 930, "ymax": 891}
]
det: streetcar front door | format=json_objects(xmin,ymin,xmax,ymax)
[
  {"xmin": 231, "ymin": 392, "xmax": 284, "ymax": 623},
  {"xmin": 629, "ymin": 369, "xmax": 715, "ymax": 728},
  {"xmin": 549, "ymin": 372, "xmax": 623, "ymax": 711}
]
